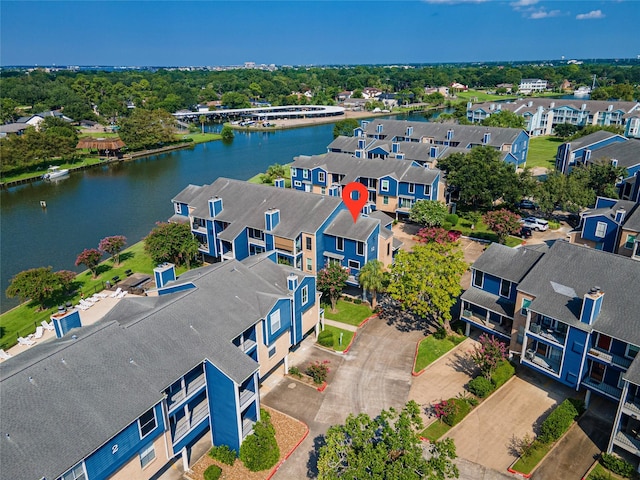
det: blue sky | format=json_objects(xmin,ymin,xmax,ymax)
[{"xmin": 1, "ymin": 1, "xmax": 638, "ymax": 66}]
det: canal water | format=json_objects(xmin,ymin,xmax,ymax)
[{"xmin": 0, "ymin": 112, "xmax": 434, "ymax": 312}]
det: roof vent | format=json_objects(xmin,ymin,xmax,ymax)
[{"xmin": 590, "ymin": 286, "xmax": 601, "ymax": 294}]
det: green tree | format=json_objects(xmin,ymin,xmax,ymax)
[
  {"xmin": 482, "ymin": 209, "xmax": 522, "ymax": 244},
  {"xmin": 481, "ymin": 110, "xmax": 525, "ymax": 129},
  {"xmin": 317, "ymin": 262, "xmax": 349, "ymax": 313},
  {"xmin": 98, "ymin": 235, "xmax": 127, "ymax": 265},
  {"xmin": 425, "ymin": 92, "xmax": 445, "ymax": 105},
  {"xmin": 239, "ymin": 409, "xmax": 279, "ymax": 472},
  {"xmin": 260, "ymin": 163, "xmax": 286, "ymax": 184},
  {"xmin": 317, "ymin": 401, "xmax": 458, "ymax": 480},
  {"xmin": 199, "ymin": 115, "xmax": 206, "ymax": 134},
  {"xmin": 144, "ymin": 222, "xmax": 200, "ymax": 268},
  {"xmin": 75, "ymin": 248, "xmax": 103, "ymax": 278},
  {"xmin": 409, "ymin": 200, "xmax": 448, "ymax": 227},
  {"xmin": 332, "ymin": 118, "xmax": 359, "ymax": 138},
  {"xmin": 6, "ymin": 267, "xmax": 69, "ymax": 310},
  {"xmin": 470, "ymin": 333, "xmax": 508, "ymax": 379},
  {"xmin": 221, "ymin": 125, "xmax": 235, "ymax": 142},
  {"xmin": 118, "ymin": 108, "xmax": 176, "ymax": 150},
  {"xmin": 554, "ymin": 123, "xmax": 578, "ymax": 139},
  {"xmin": 388, "ymin": 243, "xmax": 467, "ymax": 334},
  {"xmin": 221, "ymin": 91, "xmax": 250, "ymax": 109},
  {"xmin": 358, "ymin": 260, "xmax": 385, "ymax": 309}
]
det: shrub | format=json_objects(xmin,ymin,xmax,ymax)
[
  {"xmin": 442, "ymin": 221, "xmax": 453, "ymax": 230},
  {"xmin": 445, "ymin": 213, "xmax": 459, "ymax": 226},
  {"xmin": 539, "ymin": 399, "xmax": 579, "ymax": 444},
  {"xmin": 491, "ymin": 360, "xmax": 516, "ymax": 389},
  {"xmin": 467, "ymin": 376, "xmax": 494, "ymax": 398},
  {"xmin": 317, "ymin": 330, "xmax": 334, "ymax": 348},
  {"xmin": 288, "ymin": 366, "xmax": 302, "ymax": 378},
  {"xmin": 208, "ymin": 444, "xmax": 236, "ymax": 465},
  {"xmin": 306, "ymin": 360, "xmax": 330, "ymax": 384},
  {"xmin": 204, "ymin": 465, "xmax": 222, "ymax": 480},
  {"xmin": 548, "ymin": 220, "xmax": 561, "ymax": 230},
  {"xmin": 433, "ymin": 327, "xmax": 447, "ymax": 340},
  {"xmin": 354, "ymin": 298, "xmax": 362, "ymax": 304},
  {"xmin": 239, "ymin": 409, "xmax": 280, "ymax": 471},
  {"xmin": 600, "ymin": 453, "xmax": 636, "ymax": 478},
  {"xmin": 445, "ymin": 397, "xmax": 471, "ymax": 426}
]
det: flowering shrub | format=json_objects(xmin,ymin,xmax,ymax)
[
  {"xmin": 470, "ymin": 333, "xmax": 508, "ymax": 379},
  {"xmin": 433, "ymin": 398, "xmax": 470, "ymax": 426},
  {"xmin": 305, "ymin": 360, "xmax": 330, "ymax": 384},
  {"xmin": 433, "ymin": 399, "xmax": 457, "ymax": 422},
  {"xmin": 416, "ymin": 227, "xmax": 461, "ymax": 244}
]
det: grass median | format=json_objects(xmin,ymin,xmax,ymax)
[{"xmin": 323, "ymin": 299, "xmax": 373, "ymax": 327}]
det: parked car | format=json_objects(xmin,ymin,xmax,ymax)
[
  {"xmin": 517, "ymin": 199, "xmax": 538, "ymax": 210},
  {"xmin": 519, "ymin": 226, "xmax": 533, "ymax": 238},
  {"xmin": 520, "ymin": 217, "xmax": 549, "ymax": 231}
]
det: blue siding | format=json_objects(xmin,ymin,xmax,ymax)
[
  {"xmin": 234, "ymin": 229, "xmax": 250, "ymax": 261},
  {"xmin": 315, "ymin": 205, "xmax": 347, "ymax": 269},
  {"xmin": 513, "ymin": 131, "xmax": 530, "ymax": 166},
  {"xmin": 559, "ymin": 328, "xmax": 588, "ymax": 388},
  {"xmin": 158, "ymin": 283, "xmax": 196, "ymax": 296},
  {"xmin": 205, "ymin": 361, "xmax": 241, "ymax": 453},
  {"xmin": 266, "ymin": 298, "xmax": 292, "ymax": 344},
  {"xmin": 477, "ymin": 271, "xmax": 502, "ymax": 297},
  {"xmin": 379, "ymin": 176, "xmax": 398, "ymax": 197},
  {"xmin": 366, "ymin": 226, "xmax": 379, "ymax": 265},
  {"xmin": 582, "ymin": 216, "xmax": 618, "ymax": 252},
  {"xmin": 84, "ymin": 403, "xmax": 164, "ymax": 480},
  {"xmin": 206, "ymin": 220, "xmax": 217, "ymax": 257},
  {"xmin": 312, "ymin": 167, "xmax": 327, "ymax": 186},
  {"xmin": 292, "ymin": 276, "xmax": 316, "ymax": 344}
]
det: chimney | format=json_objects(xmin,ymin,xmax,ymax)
[
  {"xmin": 528, "ymin": 101, "xmax": 533, "ymax": 107},
  {"xmin": 490, "ymin": 103, "xmax": 495, "ymax": 111},
  {"xmin": 376, "ymin": 123, "xmax": 383, "ymax": 134},
  {"xmin": 358, "ymin": 138, "xmax": 365, "ymax": 149},
  {"xmin": 208, "ymin": 196, "xmax": 223, "ymax": 217},
  {"xmin": 273, "ymin": 177, "xmax": 285, "ymax": 189},
  {"xmin": 483, "ymin": 131, "xmax": 491, "ymax": 145},
  {"xmin": 582, "ymin": 104, "xmax": 587, "ymax": 110},
  {"xmin": 406, "ymin": 126, "xmax": 413, "ymax": 136},
  {"xmin": 550, "ymin": 102, "xmax": 555, "ymax": 108},
  {"xmin": 154, "ymin": 263, "xmax": 176, "ymax": 288},
  {"xmin": 265, "ymin": 208, "xmax": 280, "ymax": 231},
  {"xmin": 287, "ymin": 273, "xmax": 298, "ymax": 291},
  {"xmin": 615, "ymin": 208, "xmax": 626, "ymax": 223},
  {"xmin": 447, "ymin": 129, "xmax": 454, "ymax": 141},
  {"xmin": 392, "ymin": 142, "xmax": 399, "ymax": 153},
  {"xmin": 579, "ymin": 287, "xmax": 604, "ymax": 325},
  {"xmin": 430, "ymin": 146, "xmax": 439, "ymax": 158},
  {"xmin": 50, "ymin": 309, "xmax": 82, "ymax": 339}
]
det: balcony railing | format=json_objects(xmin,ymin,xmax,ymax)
[
  {"xmin": 528, "ymin": 323, "xmax": 566, "ymax": 346},
  {"xmin": 614, "ymin": 431, "xmax": 640, "ymax": 456},
  {"xmin": 242, "ymin": 419, "xmax": 255, "ymax": 438},
  {"xmin": 588, "ymin": 347, "xmax": 633, "ymax": 370},
  {"xmin": 192, "ymin": 223, "xmax": 207, "ymax": 233},
  {"xmin": 623, "ymin": 399, "xmax": 640, "ymax": 417},
  {"xmin": 190, "ymin": 400, "xmax": 209, "ymax": 427},
  {"xmin": 581, "ymin": 376, "xmax": 622, "ymax": 400},
  {"xmin": 239, "ymin": 338, "xmax": 256, "ymax": 353},
  {"xmin": 462, "ymin": 309, "xmax": 511, "ymax": 338},
  {"xmin": 524, "ymin": 350, "xmax": 560, "ymax": 375},
  {"xmin": 239, "ymin": 389, "xmax": 255, "ymax": 409}
]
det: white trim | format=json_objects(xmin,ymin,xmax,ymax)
[
  {"xmin": 595, "ymin": 221, "xmax": 607, "ymax": 238},
  {"xmin": 500, "ymin": 279, "xmax": 512, "ymax": 298},
  {"xmin": 625, "ymin": 343, "xmax": 640, "ymax": 359},
  {"xmin": 356, "ymin": 241, "xmax": 365, "ymax": 256},
  {"xmin": 381, "ymin": 179, "xmax": 390, "ymax": 192},
  {"xmin": 472, "ymin": 269, "xmax": 484, "ymax": 289},
  {"xmin": 140, "ymin": 443, "xmax": 156, "ymax": 469},
  {"xmin": 138, "ymin": 407, "xmax": 158, "ymax": 440},
  {"xmin": 336, "ymin": 237, "xmax": 344, "ymax": 252},
  {"xmin": 318, "ymin": 171, "xmax": 326, "ymax": 183},
  {"xmin": 301, "ymin": 285, "xmax": 309, "ymax": 304},
  {"xmin": 269, "ymin": 310, "xmax": 281, "ymax": 334}
]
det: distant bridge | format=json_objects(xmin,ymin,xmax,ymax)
[{"xmin": 173, "ymin": 105, "xmax": 345, "ymax": 122}]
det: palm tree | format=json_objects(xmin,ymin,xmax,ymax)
[
  {"xmin": 199, "ymin": 115, "xmax": 206, "ymax": 134},
  {"xmin": 358, "ymin": 260, "xmax": 385, "ymax": 309}
]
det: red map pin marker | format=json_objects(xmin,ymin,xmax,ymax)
[{"xmin": 342, "ymin": 182, "xmax": 369, "ymax": 223}]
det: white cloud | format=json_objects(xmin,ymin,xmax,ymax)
[
  {"xmin": 576, "ymin": 9, "xmax": 605, "ymax": 19},
  {"xmin": 528, "ymin": 8, "xmax": 561, "ymax": 19},
  {"xmin": 510, "ymin": 0, "xmax": 539, "ymax": 7}
]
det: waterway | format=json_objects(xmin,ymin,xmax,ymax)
[{"xmin": 0, "ymin": 112, "xmax": 434, "ymax": 312}]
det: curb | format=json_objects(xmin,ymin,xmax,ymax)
[
  {"xmin": 507, "ymin": 466, "xmax": 532, "ymax": 478},
  {"xmin": 342, "ymin": 331, "xmax": 357, "ymax": 354},
  {"xmin": 265, "ymin": 411, "xmax": 310, "ymax": 480},
  {"xmin": 358, "ymin": 313, "xmax": 378, "ymax": 328},
  {"xmin": 412, "ymin": 335, "xmax": 471, "ymax": 376},
  {"xmin": 317, "ymin": 381, "xmax": 328, "ymax": 392}
]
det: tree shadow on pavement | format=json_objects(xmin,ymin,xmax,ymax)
[
  {"xmin": 445, "ymin": 350, "xmax": 478, "ymax": 376},
  {"xmin": 377, "ymin": 295, "xmax": 436, "ymax": 333},
  {"xmin": 307, "ymin": 434, "xmax": 325, "ymax": 478}
]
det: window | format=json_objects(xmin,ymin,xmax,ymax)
[
  {"xmin": 383, "ymin": 196, "xmax": 389, "ymax": 205},
  {"xmin": 174, "ymin": 203, "xmax": 181, "ymax": 214},
  {"xmin": 301, "ymin": 285, "xmax": 308, "ymax": 304},
  {"xmin": 303, "ymin": 169, "xmax": 309, "ymax": 179},
  {"xmin": 290, "ymin": 167, "xmax": 297, "ymax": 177},
  {"xmin": 348, "ymin": 260, "xmax": 360, "ymax": 270},
  {"xmin": 424, "ymin": 185, "xmax": 430, "ymax": 195},
  {"xmin": 318, "ymin": 171, "xmax": 326, "ymax": 183},
  {"xmin": 381, "ymin": 179, "xmax": 389, "ymax": 192},
  {"xmin": 140, "ymin": 444, "xmax": 156, "ymax": 469},
  {"xmin": 294, "ymin": 180, "xmax": 302, "ymax": 187},
  {"xmin": 472, "ymin": 270, "xmax": 484, "ymax": 288},
  {"xmin": 138, "ymin": 407, "xmax": 157, "ymax": 439},
  {"xmin": 597, "ymin": 333, "xmax": 612, "ymax": 351},
  {"xmin": 357, "ymin": 242, "xmax": 365, "ymax": 256},
  {"xmin": 248, "ymin": 228, "xmax": 264, "ymax": 240},
  {"xmin": 520, "ymin": 298, "xmax": 531, "ymax": 315},
  {"xmin": 60, "ymin": 464, "xmax": 86, "ymax": 480},
  {"xmin": 321, "ymin": 187, "xmax": 326, "ymax": 195},
  {"xmin": 387, "ymin": 243, "xmax": 390, "ymax": 256},
  {"xmin": 306, "ymin": 258, "xmax": 312, "ymax": 271},
  {"xmin": 269, "ymin": 310, "xmax": 281, "ymax": 333},
  {"xmin": 626, "ymin": 344, "xmax": 640, "ymax": 359},
  {"xmin": 336, "ymin": 237, "xmax": 344, "ymax": 251},
  {"xmin": 500, "ymin": 279, "xmax": 511, "ymax": 298},
  {"xmin": 306, "ymin": 237, "xmax": 312, "ymax": 250},
  {"xmin": 268, "ymin": 346, "xmax": 277, "ymax": 358},
  {"xmin": 595, "ymin": 222, "xmax": 607, "ymax": 238},
  {"xmin": 408, "ymin": 183, "xmax": 415, "ymax": 194},
  {"xmin": 625, "ymin": 234, "xmax": 637, "ymax": 250}
]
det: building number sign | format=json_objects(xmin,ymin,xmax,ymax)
[{"xmin": 112, "ymin": 444, "xmax": 119, "ymax": 455}]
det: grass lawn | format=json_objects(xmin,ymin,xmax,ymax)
[
  {"xmin": 77, "ymin": 132, "xmax": 120, "ymax": 138},
  {"xmin": 587, "ymin": 463, "xmax": 628, "ymax": 480},
  {"xmin": 323, "ymin": 300, "xmax": 373, "ymax": 327},
  {"xmin": 420, "ymin": 420, "xmax": 452, "ymax": 442},
  {"xmin": 176, "ymin": 132, "xmax": 221, "ymax": 144},
  {"xmin": 247, "ymin": 164, "xmax": 292, "ymax": 186},
  {"xmin": 0, "ymin": 157, "xmax": 104, "ymax": 184},
  {"xmin": 0, "ymin": 241, "xmax": 187, "ymax": 349},
  {"xmin": 321, "ymin": 325, "xmax": 355, "ymax": 352},
  {"xmin": 527, "ymin": 136, "xmax": 563, "ymax": 170},
  {"xmin": 414, "ymin": 334, "xmax": 465, "ymax": 373},
  {"xmin": 511, "ymin": 441, "xmax": 550, "ymax": 474},
  {"xmin": 452, "ymin": 217, "xmax": 523, "ymax": 247},
  {"xmin": 454, "ymin": 90, "xmax": 518, "ymax": 103}
]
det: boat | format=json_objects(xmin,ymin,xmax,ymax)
[
  {"xmin": 42, "ymin": 166, "xmax": 69, "ymax": 180},
  {"xmin": 573, "ymin": 86, "xmax": 591, "ymax": 97}
]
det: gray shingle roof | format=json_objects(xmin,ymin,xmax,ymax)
[
  {"xmin": 324, "ymin": 210, "xmax": 378, "ymax": 242},
  {"xmin": 517, "ymin": 241, "xmax": 640, "ymax": 341},
  {"xmin": 461, "ymin": 287, "xmax": 516, "ymax": 318},
  {"xmin": 589, "ymin": 138, "xmax": 640, "ymax": 169},
  {"xmin": 0, "ymin": 256, "xmax": 305, "ymax": 480},
  {"xmin": 623, "ymin": 207, "xmax": 640, "ymax": 233},
  {"xmin": 472, "ymin": 243, "xmax": 545, "ymax": 284},
  {"xmin": 172, "ymin": 178, "xmax": 343, "ymax": 240},
  {"xmin": 623, "ymin": 356, "xmax": 640, "ymax": 385},
  {"xmin": 566, "ymin": 131, "xmax": 623, "ymax": 151},
  {"xmin": 581, "ymin": 199, "xmax": 638, "ymax": 223}
]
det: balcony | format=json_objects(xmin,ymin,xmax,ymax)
[
  {"xmin": 528, "ymin": 323, "xmax": 566, "ymax": 346},
  {"xmin": 192, "ymin": 222, "xmax": 207, "ymax": 233},
  {"xmin": 239, "ymin": 389, "xmax": 255, "ymax": 409},
  {"xmin": 190, "ymin": 400, "xmax": 209, "ymax": 427},
  {"xmin": 167, "ymin": 372, "xmax": 206, "ymax": 410},
  {"xmin": 623, "ymin": 398, "xmax": 640, "ymax": 418},
  {"xmin": 614, "ymin": 431, "xmax": 640, "ymax": 456},
  {"xmin": 588, "ymin": 347, "xmax": 633, "ymax": 370},
  {"xmin": 238, "ymin": 338, "xmax": 256, "ymax": 353},
  {"xmin": 462, "ymin": 309, "xmax": 512, "ymax": 339},
  {"xmin": 582, "ymin": 376, "xmax": 622, "ymax": 400},
  {"xmin": 524, "ymin": 350, "xmax": 560, "ymax": 375},
  {"xmin": 242, "ymin": 419, "xmax": 255, "ymax": 438}
]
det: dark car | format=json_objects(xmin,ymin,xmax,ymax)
[
  {"xmin": 517, "ymin": 199, "xmax": 538, "ymax": 210},
  {"xmin": 519, "ymin": 226, "xmax": 533, "ymax": 238}
]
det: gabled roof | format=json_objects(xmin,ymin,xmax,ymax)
[
  {"xmin": 622, "ymin": 207, "xmax": 640, "ymax": 233},
  {"xmin": 471, "ymin": 243, "xmax": 545, "ymax": 284},
  {"xmin": 581, "ymin": 199, "xmax": 638, "ymax": 223},
  {"xmin": 1, "ymin": 256, "xmax": 303, "ymax": 480},
  {"xmin": 517, "ymin": 241, "xmax": 640, "ymax": 341},
  {"xmin": 172, "ymin": 178, "xmax": 343, "ymax": 240},
  {"xmin": 567, "ymin": 130, "xmax": 625, "ymax": 151},
  {"xmin": 589, "ymin": 138, "xmax": 640, "ymax": 169},
  {"xmin": 324, "ymin": 210, "xmax": 378, "ymax": 242}
]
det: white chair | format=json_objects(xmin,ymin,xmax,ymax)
[
  {"xmin": 0, "ymin": 349, "xmax": 12, "ymax": 360},
  {"xmin": 95, "ymin": 292, "xmax": 108, "ymax": 298},
  {"xmin": 18, "ymin": 337, "xmax": 35, "ymax": 346},
  {"xmin": 110, "ymin": 287, "xmax": 122, "ymax": 298},
  {"xmin": 76, "ymin": 304, "xmax": 89, "ymax": 311},
  {"xmin": 41, "ymin": 320, "xmax": 54, "ymax": 331},
  {"xmin": 33, "ymin": 326, "xmax": 44, "ymax": 339},
  {"xmin": 116, "ymin": 290, "xmax": 128, "ymax": 299}
]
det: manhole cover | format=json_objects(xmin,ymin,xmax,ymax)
[{"xmin": 288, "ymin": 382, "xmax": 297, "ymax": 389}]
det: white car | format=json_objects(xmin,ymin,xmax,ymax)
[{"xmin": 521, "ymin": 217, "xmax": 549, "ymax": 231}]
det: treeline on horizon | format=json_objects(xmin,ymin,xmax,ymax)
[{"xmin": 1, "ymin": 62, "xmax": 640, "ymax": 124}]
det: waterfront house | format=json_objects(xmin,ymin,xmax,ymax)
[
  {"xmin": 289, "ymin": 152, "xmax": 444, "ymax": 218},
  {"xmin": 460, "ymin": 240, "xmax": 640, "ymax": 466},
  {"xmin": 0, "ymin": 255, "xmax": 319, "ymax": 480},
  {"xmin": 171, "ymin": 178, "xmax": 397, "ymax": 283},
  {"xmin": 518, "ymin": 78, "xmax": 548, "ymax": 94},
  {"xmin": 354, "ymin": 119, "xmax": 529, "ymax": 167}
]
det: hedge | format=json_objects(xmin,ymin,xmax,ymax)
[
  {"xmin": 491, "ymin": 360, "xmax": 515, "ymax": 389},
  {"xmin": 539, "ymin": 399, "xmax": 579, "ymax": 444},
  {"xmin": 317, "ymin": 329, "xmax": 334, "ymax": 348},
  {"xmin": 468, "ymin": 376, "xmax": 493, "ymax": 398},
  {"xmin": 600, "ymin": 453, "xmax": 636, "ymax": 478},
  {"xmin": 239, "ymin": 409, "xmax": 280, "ymax": 471},
  {"xmin": 208, "ymin": 444, "xmax": 236, "ymax": 465},
  {"xmin": 443, "ymin": 397, "xmax": 471, "ymax": 427},
  {"xmin": 204, "ymin": 465, "xmax": 222, "ymax": 480}
]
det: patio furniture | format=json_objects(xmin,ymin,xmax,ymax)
[
  {"xmin": 0, "ymin": 349, "xmax": 12, "ymax": 360},
  {"xmin": 18, "ymin": 337, "xmax": 35, "ymax": 346},
  {"xmin": 41, "ymin": 320, "xmax": 55, "ymax": 331},
  {"xmin": 33, "ymin": 326, "xmax": 44, "ymax": 339},
  {"xmin": 110, "ymin": 287, "xmax": 122, "ymax": 298}
]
